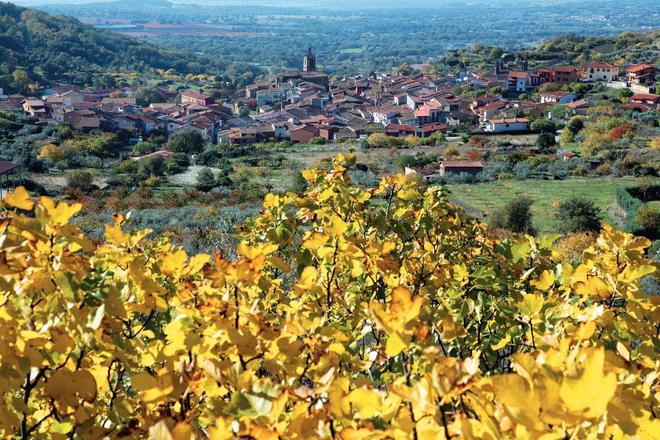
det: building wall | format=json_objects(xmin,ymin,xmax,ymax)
[
  {"xmin": 584, "ymin": 67, "xmax": 618, "ymax": 82},
  {"xmin": 485, "ymin": 121, "xmax": 528, "ymax": 132}
]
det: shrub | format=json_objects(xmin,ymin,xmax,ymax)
[
  {"xmin": 196, "ymin": 167, "xmax": 217, "ymax": 191},
  {"xmin": 636, "ymin": 206, "xmax": 660, "ymax": 236},
  {"xmin": 489, "ymin": 196, "xmax": 536, "ymax": 235},
  {"xmin": 166, "ymin": 131, "xmax": 206, "ymax": 154},
  {"xmin": 66, "ymin": 170, "xmax": 94, "ymax": 192},
  {"xmin": 530, "ymin": 119, "xmax": 556, "ymax": 134},
  {"xmin": 164, "ymin": 153, "xmax": 191, "ymax": 175},
  {"xmin": 444, "ymin": 146, "xmax": 460, "ymax": 158},
  {"xmin": 553, "ymin": 232, "xmax": 596, "ymax": 263},
  {"xmin": 536, "ymin": 132, "xmax": 557, "ymax": 152},
  {"xmin": 560, "ymin": 116, "xmax": 585, "ymax": 144},
  {"xmin": 367, "ymin": 133, "xmax": 399, "ymax": 148},
  {"xmin": 554, "ymin": 197, "xmax": 603, "ymax": 234},
  {"xmin": 138, "ymin": 156, "xmax": 165, "ymax": 177},
  {"xmin": 132, "ymin": 141, "xmax": 158, "ymax": 156}
]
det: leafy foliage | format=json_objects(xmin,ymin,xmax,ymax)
[
  {"xmin": 0, "ymin": 2, "xmax": 258, "ymax": 92},
  {"xmin": 554, "ymin": 197, "xmax": 603, "ymax": 234},
  {"xmin": 489, "ymin": 196, "xmax": 536, "ymax": 235},
  {"xmin": 0, "ymin": 155, "xmax": 657, "ymax": 438}
]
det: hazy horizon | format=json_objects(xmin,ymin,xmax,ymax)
[{"xmin": 9, "ymin": 0, "xmax": 658, "ymax": 7}]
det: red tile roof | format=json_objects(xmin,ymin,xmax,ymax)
[
  {"xmin": 182, "ymin": 91, "xmax": 212, "ymax": 100},
  {"xmin": 583, "ymin": 62, "xmax": 617, "ymax": 69},
  {"xmin": 631, "ymin": 93, "xmax": 659, "ymax": 102},
  {"xmin": 626, "ymin": 64, "xmax": 657, "ymax": 73}
]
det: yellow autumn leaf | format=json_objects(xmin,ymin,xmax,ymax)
[
  {"xmin": 327, "ymin": 214, "xmax": 348, "ymax": 236},
  {"xmin": 559, "ymin": 347, "xmax": 617, "ymax": 418},
  {"xmin": 518, "ymin": 293, "xmax": 544, "ymax": 317},
  {"xmin": 263, "ymin": 193, "xmax": 280, "ymax": 209},
  {"xmin": 619, "ymin": 264, "xmax": 655, "ymax": 283},
  {"xmin": 302, "ymin": 169, "xmax": 318, "ymax": 182},
  {"xmin": 4, "ymin": 186, "xmax": 34, "ymax": 211},
  {"xmin": 132, "ymin": 370, "xmax": 174, "ymax": 404},
  {"xmin": 531, "ymin": 270, "xmax": 555, "ymax": 291},
  {"xmin": 386, "ymin": 332, "xmax": 408, "ymax": 357},
  {"xmin": 347, "ymin": 387, "xmax": 381, "ymax": 419},
  {"xmin": 162, "ymin": 249, "xmax": 188, "ymax": 277},
  {"xmin": 396, "ymin": 187, "xmax": 420, "ymax": 201},
  {"xmin": 491, "ymin": 334, "xmax": 511, "ymax": 351}
]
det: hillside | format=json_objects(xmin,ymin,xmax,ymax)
[{"xmin": 0, "ymin": 1, "xmax": 257, "ymax": 92}]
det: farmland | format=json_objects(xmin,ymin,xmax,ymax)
[{"xmin": 447, "ymin": 177, "xmax": 645, "ymax": 233}]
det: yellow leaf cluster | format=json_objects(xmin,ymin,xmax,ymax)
[{"xmin": 0, "ymin": 170, "xmax": 657, "ymax": 439}]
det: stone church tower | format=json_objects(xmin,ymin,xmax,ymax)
[{"xmin": 303, "ymin": 47, "xmax": 317, "ymax": 72}]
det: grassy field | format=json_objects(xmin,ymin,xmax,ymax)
[{"xmin": 447, "ymin": 177, "xmax": 643, "ymax": 233}]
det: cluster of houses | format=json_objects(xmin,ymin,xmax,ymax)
[
  {"xmin": 3, "ymin": 86, "xmax": 229, "ymax": 144},
  {"xmin": 1, "ymin": 49, "xmax": 657, "ymax": 149},
  {"xmin": 503, "ymin": 62, "xmax": 657, "ymax": 93}
]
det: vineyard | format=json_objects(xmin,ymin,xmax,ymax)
[{"xmin": 0, "ymin": 155, "xmax": 657, "ymax": 438}]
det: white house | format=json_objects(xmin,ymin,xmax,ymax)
[
  {"xmin": 540, "ymin": 91, "xmax": 577, "ymax": 104},
  {"xmin": 582, "ymin": 63, "xmax": 619, "ymax": 82},
  {"xmin": 256, "ymin": 88, "xmax": 288, "ymax": 106},
  {"xmin": 372, "ymin": 107, "xmax": 401, "ymax": 125},
  {"xmin": 272, "ymin": 122, "xmax": 291, "ymax": 139},
  {"xmin": 0, "ymin": 88, "xmax": 6, "ymax": 100},
  {"xmin": 484, "ymin": 117, "xmax": 529, "ymax": 133}
]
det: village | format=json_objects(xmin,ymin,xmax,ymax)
[{"xmin": 4, "ymin": 49, "xmax": 657, "ymax": 154}]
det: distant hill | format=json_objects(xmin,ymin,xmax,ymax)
[{"xmin": 0, "ymin": 1, "xmax": 254, "ymax": 92}]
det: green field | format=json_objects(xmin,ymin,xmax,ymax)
[{"xmin": 447, "ymin": 177, "xmax": 643, "ymax": 233}]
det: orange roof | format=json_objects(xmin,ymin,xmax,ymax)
[
  {"xmin": 631, "ymin": 93, "xmax": 660, "ymax": 101},
  {"xmin": 182, "ymin": 91, "xmax": 212, "ymax": 100},
  {"xmin": 584, "ymin": 62, "xmax": 617, "ymax": 69},
  {"xmin": 508, "ymin": 71, "xmax": 529, "ymax": 79},
  {"xmin": 627, "ymin": 64, "xmax": 657, "ymax": 73}
]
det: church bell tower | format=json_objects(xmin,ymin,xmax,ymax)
[{"xmin": 303, "ymin": 47, "xmax": 317, "ymax": 72}]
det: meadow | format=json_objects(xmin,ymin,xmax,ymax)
[{"xmin": 447, "ymin": 177, "xmax": 644, "ymax": 233}]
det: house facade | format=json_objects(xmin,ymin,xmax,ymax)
[
  {"xmin": 181, "ymin": 91, "xmax": 215, "ymax": 106},
  {"xmin": 626, "ymin": 64, "xmax": 658, "ymax": 87},
  {"xmin": 552, "ymin": 67, "xmax": 579, "ymax": 84},
  {"xmin": 582, "ymin": 63, "xmax": 619, "ymax": 82},
  {"xmin": 438, "ymin": 160, "xmax": 484, "ymax": 176},
  {"xmin": 630, "ymin": 93, "xmax": 659, "ymax": 108},
  {"xmin": 484, "ymin": 117, "xmax": 529, "ymax": 133},
  {"xmin": 540, "ymin": 91, "xmax": 576, "ymax": 104}
]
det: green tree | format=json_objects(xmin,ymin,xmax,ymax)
[
  {"xmin": 554, "ymin": 197, "xmax": 603, "ymax": 234},
  {"xmin": 530, "ymin": 119, "xmax": 556, "ymax": 133},
  {"xmin": 132, "ymin": 141, "xmax": 157, "ymax": 156},
  {"xmin": 138, "ymin": 156, "xmax": 165, "ymax": 177},
  {"xmin": 196, "ymin": 167, "xmax": 216, "ymax": 191},
  {"xmin": 536, "ymin": 132, "xmax": 557, "ymax": 152},
  {"xmin": 166, "ymin": 131, "xmax": 206, "ymax": 154},
  {"xmin": 164, "ymin": 153, "xmax": 191, "ymax": 175},
  {"xmin": 135, "ymin": 87, "xmax": 168, "ymax": 107},
  {"xmin": 489, "ymin": 196, "xmax": 536, "ymax": 235},
  {"xmin": 560, "ymin": 116, "xmax": 585, "ymax": 144}
]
